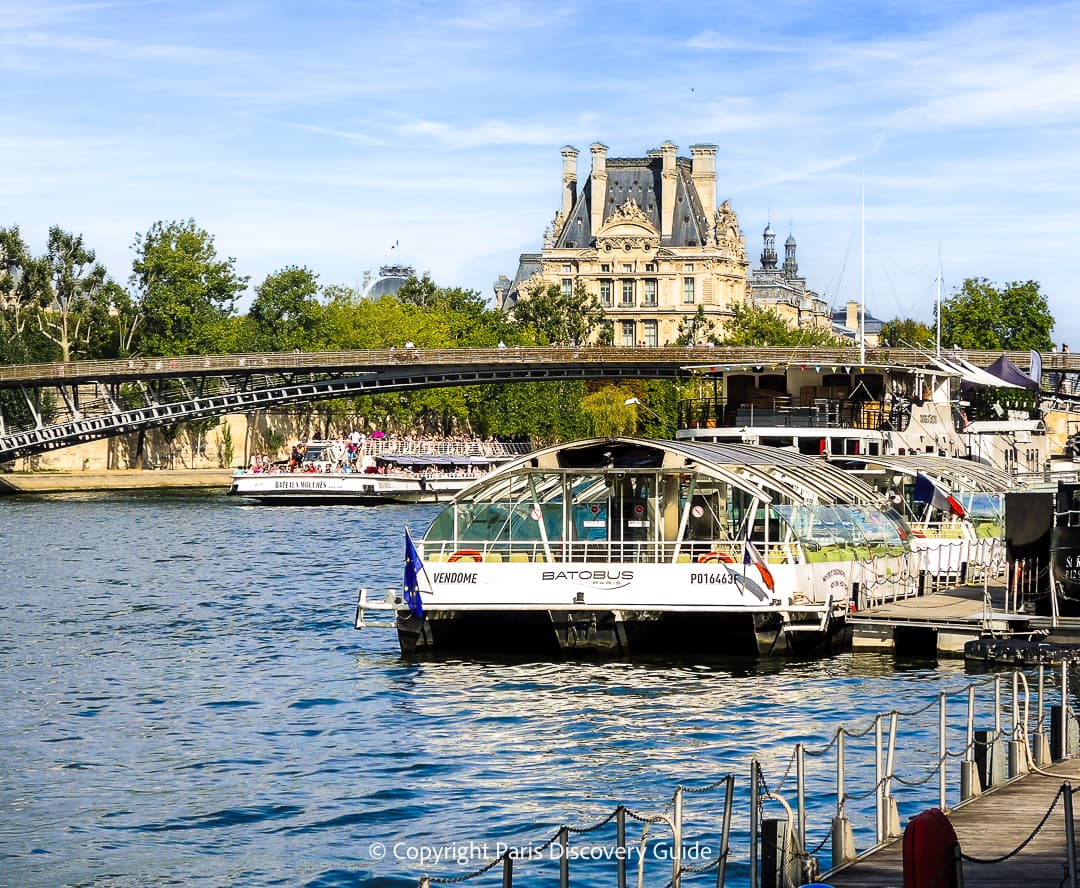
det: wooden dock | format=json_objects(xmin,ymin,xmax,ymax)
[
  {"xmin": 850, "ymin": 583, "xmax": 1034, "ymax": 656},
  {"xmin": 826, "ymin": 761, "xmax": 1080, "ymax": 886}
]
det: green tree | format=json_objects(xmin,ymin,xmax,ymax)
[
  {"xmin": 719, "ymin": 302, "xmax": 843, "ymax": 347},
  {"xmin": 0, "ymin": 226, "xmax": 52, "ymax": 362},
  {"xmin": 130, "ymin": 219, "xmax": 249, "ymax": 356},
  {"xmin": 249, "ymin": 265, "xmax": 320, "ymax": 351},
  {"xmin": 512, "ymin": 282, "xmax": 607, "ymax": 346},
  {"xmin": 940, "ymin": 278, "xmax": 1054, "ymax": 351},
  {"xmin": 879, "ymin": 317, "xmax": 934, "ymax": 349},
  {"xmin": 581, "ymin": 385, "xmax": 638, "ymax": 437},
  {"xmin": 35, "ymin": 227, "xmax": 109, "ymax": 362}
]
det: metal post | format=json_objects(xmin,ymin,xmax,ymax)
[
  {"xmin": 750, "ymin": 760, "xmax": 760, "ymax": 888},
  {"xmin": 716, "ymin": 775, "xmax": 734, "ymax": 888},
  {"xmin": 672, "ymin": 785, "xmax": 683, "ymax": 888},
  {"xmin": 885, "ymin": 711, "xmax": 901, "ymax": 838},
  {"xmin": 837, "ymin": 728, "xmax": 845, "ymax": 819},
  {"xmin": 1066, "ymin": 783, "xmax": 1078, "ymax": 888},
  {"xmin": 796, "ymin": 743, "xmax": 806, "ymax": 855},
  {"xmin": 1064, "ymin": 659, "xmax": 1071, "ymax": 761},
  {"xmin": 558, "ymin": 826, "xmax": 568, "ymax": 888},
  {"xmin": 995, "ymin": 674, "xmax": 1002, "ymax": 740},
  {"xmin": 875, "ymin": 713, "xmax": 884, "ymax": 844},
  {"xmin": 502, "ymin": 852, "xmax": 513, "ymax": 888},
  {"xmin": 616, "ymin": 806, "xmax": 626, "ymax": 888},
  {"xmin": 961, "ymin": 684, "xmax": 980, "ymax": 800},
  {"xmin": 939, "ymin": 692, "xmax": 948, "ymax": 810}
]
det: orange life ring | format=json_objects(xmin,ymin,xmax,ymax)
[
  {"xmin": 698, "ymin": 551, "xmax": 776, "ymax": 592},
  {"xmin": 448, "ymin": 549, "xmax": 483, "ymax": 563}
]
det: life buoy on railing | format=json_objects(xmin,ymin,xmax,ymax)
[
  {"xmin": 448, "ymin": 549, "xmax": 484, "ymax": 563},
  {"xmin": 698, "ymin": 550, "xmax": 776, "ymax": 592}
]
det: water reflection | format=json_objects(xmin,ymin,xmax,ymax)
[{"xmin": 0, "ymin": 492, "xmax": 981, "ymax": 887}]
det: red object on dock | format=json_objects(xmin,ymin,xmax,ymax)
[{"xmin": 903, "ymin": 808, "xmax": 959, "ymax": 888}]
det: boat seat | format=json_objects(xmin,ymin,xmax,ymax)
[
  {"xmin": 483, "ymin": 553, "xmax": 503, "ymax": 563},
  {"xmin": 675, "ymin": 553, "xmax": 692, "ymax": 563},
  {"xmin": 427, "ymin": 553, "xmax": 445, "ymax": 562},
  {"xmin": 509, "ymin": 553, "xmax": 530, "ymax": 562}
]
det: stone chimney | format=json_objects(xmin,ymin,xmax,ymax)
[
  {"xmin": 659, "ymin": 141, "xmax": 678, "ymax": 240},
  {"xmin": 845, "ymin": 300, "xmax": 860, "ymax": 332},
  {"xmin": 689, "ymin": 144, "xmax": 717, "ymax": 222},
  {"xmin": 561, "ymin": 145, "xmax": 578, "ymax": 218},
  {"xmin": 589, "ymin": 143, "xmax": 609, "ymax": 238}
]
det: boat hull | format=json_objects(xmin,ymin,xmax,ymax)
[
  {"xmin": 395, "ymin": 608, "xmax": 847, "ymax": 658},
  {"xmin": 227, "ymin": 472, "xmax": 475, "ymax": 505}
]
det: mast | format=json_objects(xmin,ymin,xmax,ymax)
[
  {"xmin": 935, "ymin": 245, "xmax": 942, "ymax": 357},
  {"xmin": 859, "ymin": 174, "xmax": 866, "ymax": 364}
]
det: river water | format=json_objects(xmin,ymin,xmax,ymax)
[{"xmin": 0, "ymin": 490, "xmax": 992, "ymax": 887}]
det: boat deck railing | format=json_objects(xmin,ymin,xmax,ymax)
[
  {"xmin": 677, "ymin": 396, "xmax": 914, "ymax": 433},
  {"xmin": 423, "ymin": 539, "xmax": 796, "ymax": 567}
]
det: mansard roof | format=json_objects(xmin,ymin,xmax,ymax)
[{"xmin": 553, "ymin": 156, "xmax": 709, "ymax": 250}]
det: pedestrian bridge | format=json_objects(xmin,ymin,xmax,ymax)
[{"xmin": 0, "ymin": 345, "xmax": 1064, "ymax": 463}]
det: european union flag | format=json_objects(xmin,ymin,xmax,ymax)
[{"xmin": 403, "ymin": 527, "xmax": 425, "ymax": 619}]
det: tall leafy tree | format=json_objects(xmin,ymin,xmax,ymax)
[
  {"xmin": 0, "ymin": 226, "xmax": 51, "ymax": 362},
  {"xmin": 879, "ymin": 317, "xmax": 934, "ymax": 349},
  {"xmin": 719, "ymin": 302, "xmax": 842, "ymax": 347},
  {"xmin": 512, "ymin": 282, "xmax": 607, "ymax": 346},
  {"xmin": 940, "ymin": 278, "xmax": 1054, "ymax": 351},
  {"xmin": 130, "ymin": 219, "xmax": 249, "ymax": 356},
  {"xmin": 249, "ymin": 266, "xmax": 321, "ymax": 351},
  {"xmin": 36, "ymin": 227, "xmax": 108, "ymax": 362}
]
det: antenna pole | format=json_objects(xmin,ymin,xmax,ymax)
[{"xmin": 860, "ymin": 174, "xmax": 866, "ymax": 364}]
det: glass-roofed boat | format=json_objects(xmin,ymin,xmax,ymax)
[
  {"xmin": 392, "ymin": 437, "xmax": 920, "ymax": 658},
  {"xmin": 839, "ymin": 453, "xmax": 1019, "ymax": 590}
]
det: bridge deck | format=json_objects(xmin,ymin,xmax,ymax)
[{"xmin": 827, "ymin": 762, "xmax": 1080, "ymax": 886}]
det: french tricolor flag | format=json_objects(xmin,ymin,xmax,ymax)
[{"xmin": 914, "ymin": 472, "xmax": 966, "ymax": 518}]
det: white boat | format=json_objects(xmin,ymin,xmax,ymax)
[
  {"xmin": 363, "ymin": 437, "xmax": 924, "ymax": 657},
  {"xmin": 839, "ymin": 453, "xmax": 1017, "ymax": 593},
  {"xmin": 675, "ymin": 359, "xmax": 1050, "ymax": 476},
  {"xmin": 228, "ymin": 439, "xmax": 526, "ymax": 504}
]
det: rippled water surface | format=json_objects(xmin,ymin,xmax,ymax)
[{"xmin": 0, "ymin": 491, "xmax": 983, "ymax": 887}]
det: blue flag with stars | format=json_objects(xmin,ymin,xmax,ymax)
[{"xmin": 403, "ymin": 527, "xmax": 425, "ymax": 619}]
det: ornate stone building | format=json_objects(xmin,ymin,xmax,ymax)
[
  {"xmin": 747, "ymin": 223, "xmax": 830, "ymax": 328},
  {"xmin": 499, "ymin": 142, "xmax": 749, "ymax": 345}
]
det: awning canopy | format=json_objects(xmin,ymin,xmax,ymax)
[{"xmin": 985, "ymin": 355, "xmax": 1040, "ymax": 391}]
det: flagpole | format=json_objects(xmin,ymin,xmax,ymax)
[{"xmin": 406, "ymin": 524, "xmax": 436, "ymax": 595}]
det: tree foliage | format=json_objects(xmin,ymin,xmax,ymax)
[
  {"xmin": 512, "ymin": 282, "xmax": 607, "ymax": 346},
  {"xmin": 36, "ymin": 227, "xmax": 108, "ymax": 362},
  {"xmin": 130, "ymin": 219, "xmax": 249, "ymax": 356},
  {"xmin": 249, "ymin": 266, "xmax": 321, "ymax": 352},
  {"xmin": 719, "ymin": 302, "xmax": 843, "ymax": 347},
  {"xmin": 940, "ymin": 278, "xmax": 1054, "ymax": 351},
  {"xmin": 879, "ymin": 317, "xmax": 934, "ymax": 349}
]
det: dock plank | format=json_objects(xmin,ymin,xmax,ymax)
[{"xmin": 826, "ymin": 763, "xmax": 1080, "ymax": 887}]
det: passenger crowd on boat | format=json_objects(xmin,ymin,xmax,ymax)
[{"xmin": 239, "ymin": 432, "xmax": 527, "ymax": 476}]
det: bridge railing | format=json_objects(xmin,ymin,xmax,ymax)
[{"xmin": 1, "ymin": 346, "xmax": 1072, "ymax": 388}]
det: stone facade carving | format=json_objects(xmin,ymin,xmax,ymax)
[{"xmin": 501, "ymin": 142, "xmax": 751, "ymax": 346}]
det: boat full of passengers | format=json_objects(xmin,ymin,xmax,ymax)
[{"xmin": 228, "ymin": 436, "xmax": 531, "ymax": 505}]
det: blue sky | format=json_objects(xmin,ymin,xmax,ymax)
[{"xmin": 4, "ymin": 0, "xmax": 1079, "ymax": 346}]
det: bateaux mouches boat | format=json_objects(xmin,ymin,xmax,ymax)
[
  {"xmin": 228, "ymin": 440, "xmax": 525, "ymax": 505},
  {"xmin": 374, "ymin": 437, "xmax": 922, "ymax": 658}
]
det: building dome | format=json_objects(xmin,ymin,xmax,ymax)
[{"xmin": 363, "ymin": 264, "xmax": 415, "ymax": 298}]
